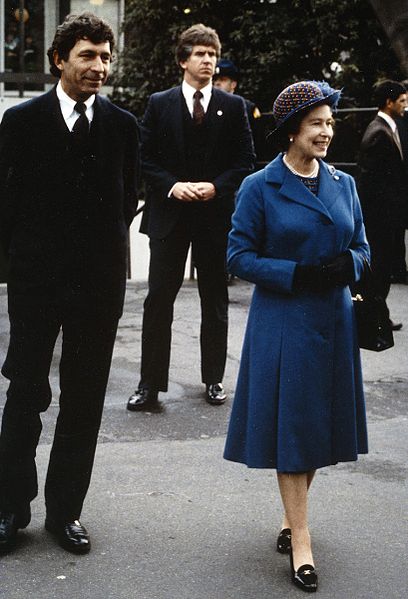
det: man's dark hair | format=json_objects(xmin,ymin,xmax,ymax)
[
  {"xmin": 47, "ymin": 12, "xmax": 115, "ymax": 78},
  {"xmin": 175, "ymin": 23, "xmax": 221, "ymax": 64},
  {"xmin": 373, "ymin": 79, "xmax": 406, "ymax": 110}
]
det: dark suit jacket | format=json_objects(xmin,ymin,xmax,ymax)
[
  {"xmin": 0, "ymin": 88, "xmax": 140, "ymax": 316},
  {"xmin": 397, "ymin": 111, "xmax": 408, "ymax": 179},
  {"xmin": 357, "ymin": 114, "xmax": 408, "ymax": 230},
  {"xmin": 140, "ymin": 85, "xmax": 255, "ymax": 239}
]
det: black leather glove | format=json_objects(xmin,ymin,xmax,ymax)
[
  {"xmin": 323, "ymin": 251, "xmax": 354, "ymax": 287},
  {"xmin": 293, "ymin": 252, "xmax": 354, "ymax": 293},
  {"xmin": 292, "ymin": 264, "xmax": 328, "ymax": 292}
]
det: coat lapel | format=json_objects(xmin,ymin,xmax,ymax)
[
  {"xmin": 92, "ymin": 95, "xmax": 112, "ymax": 178},
  {"xmin": 37, "ymin": 87, "xmax": 70, "ymax": 150},
  {"xmin": 168, "ymin": 87, "xmax": 186, "ymax": 169},
  {"xmin": 265, "ymin": 155, "xmax": 344, "ymax": 222},
  {"xmin": 204, "ymin": 88, "xmax": 226, "ymax": 161},
  {"xmin": 316, "ymin": 161, "xmax": 343, "ymax": 214}
]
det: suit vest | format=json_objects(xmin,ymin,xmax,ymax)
[{"xmin": 181, "ymin": 99, "xmax": 211, "ymax": 182}]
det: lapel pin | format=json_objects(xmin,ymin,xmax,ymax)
[
  {"xmin": 217, "ymin": 110, "xmax": 223, "ymax": 116},
  {"xmin": 328, "ymin": 164, "xmax": 340, "ymax": 180}
]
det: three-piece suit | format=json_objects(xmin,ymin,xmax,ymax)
[
  {"xmin": 139, "ymin": 85, "xmax": 255, "ymax": 391},
  {"xmin": 0, "ymin": 88, "xmax": 140, "ymax": 520}
]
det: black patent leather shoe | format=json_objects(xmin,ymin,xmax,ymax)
[
  {"xmin": 0, "ymin": 509, "xmax": 30, "ymax": 554},
  {"xmin": 389, "ymin": 319, "xmax": 403, "ymax": 331},
  {"xmin": 390, "ymin": 273, "xmax": 408, "ymax": 284},
  {"xmin": 290, "ymin": 550, "xmax": 318, "ymax": 593},
  {"xmin": 127, "ymin": 387, "xmax": 163, "ymax": 412},
  {"xmin": 277, "ymin": 528, "xmax": 292, "ymax": 554},
  {"xmin": 205, "ymin": 383, "xmax": 227, "ymax": 405},
  {"xmin": 45, "ymin": 517, "xmax": 91, "ymax": 554}
]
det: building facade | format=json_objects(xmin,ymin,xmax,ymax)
[{"xmin": 0, "ymin": 1, "xmax": 125, "ymax": 109}]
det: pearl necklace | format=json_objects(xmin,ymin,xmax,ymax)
[{"xmin": 283, "ymin": 155, "xmax": 319, "ymax": 178}]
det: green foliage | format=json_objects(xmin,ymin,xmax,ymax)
[{"xmin": 110, "ymin": 0, "xmax": 402, "ymax": 117}]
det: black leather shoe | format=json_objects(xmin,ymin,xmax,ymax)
[
  {"xmin": 45, "ymin": 517, "xmax": 91, "ymax": 554},
  {"xmin": 205, "ymin": 383, "xmax": 227, "ymax": 405},
  {"xmin": 0, "ymin": 509, "xmax": 30, "ymax": 554},
  {"xmin": 277, "ymin": 528, "xmax": 292, "ymax": 554},
  {"xmin": 127, "ymin": 387, "xmax": 163, "ymax": 412},
  {"xmin": 290, "ymin": 550, "xmax": 318, "ymax": 593},
  {"xmin": 389, "ymin": 320, "xmax": 403, "ymax": 331}
]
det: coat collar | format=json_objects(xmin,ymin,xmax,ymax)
[{"xmin": 264, "ymin": 153, "xmax": 343, "ymax": 221}]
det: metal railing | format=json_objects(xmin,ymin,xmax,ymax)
[{"xmin": 0, "ymin": 72, "xmax": 56, "ymax": 84}]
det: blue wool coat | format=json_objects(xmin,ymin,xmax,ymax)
[{"xmin": 224, "ymin": 154, "xmax": 370, "ymax": 472}]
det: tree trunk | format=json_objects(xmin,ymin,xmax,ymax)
[{"xmin": 370, "ymin": 0, "xmax": 408, "ymax": 76}]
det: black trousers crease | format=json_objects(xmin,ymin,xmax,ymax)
[
  {"xmin": 0, "ymin": 300, "xmax": 118, "ymax": 521},
  {"xmin": 140, "ymin": 213, "xmax": 229, "ymax": 391}
]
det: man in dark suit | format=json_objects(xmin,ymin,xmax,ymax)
[
  {"xmin": 357, "ymin": 80, "xmax": 408, "ymax": 329},
  {"xmin": 0, "ymin": 13, "xmax": 140, "ymax": 554},
  {"xmin": 394, "ymin": 103, "xmax": 408, "ymax": 283},
  {"xmin": 127, "ymin": 24, "xmax": 254, "ymax": 412},
  {"xmin": 213, "ymin": 58, "xmax": 262, "ymax": 157}
]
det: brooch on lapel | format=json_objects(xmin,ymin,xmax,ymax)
[
  {"xmin": 217, "ymin": 110, "xmax": 223, "ymax": 116},
  {"xmin": 328, "ymin": 164, "xmax": 340, "ymax": 181}
]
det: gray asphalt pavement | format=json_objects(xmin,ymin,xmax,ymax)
[{"xmin": 0, "ymin": 278, "xmax": 407, "ymax": 599}]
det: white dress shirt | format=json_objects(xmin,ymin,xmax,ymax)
[
  {"xmin": 56, "ymin": 80, "xmax": 95, "ymax": 131},
  {"xmin": 377, "ymin": 110, "xmax": 397, "ymax": 133},
  {"xmin": 181, "ymin": 80, "xmax": 212, "ymax": 116}
]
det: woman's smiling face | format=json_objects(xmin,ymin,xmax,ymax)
[{"xmin": 289, "ymin": 104, "xmax": 335, "ymax": 161}]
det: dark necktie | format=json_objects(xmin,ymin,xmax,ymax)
[
  {"xmin": 193, "ymin": 90, "xmax": 205, "ymax": 125},
  {"xmin": 72, "ymin": 102, "xmax": 89, "ymax": 143}
]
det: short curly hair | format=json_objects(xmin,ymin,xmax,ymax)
[
  {"xmin": 47, "ymin": 12, "xmax": 115, "ymax": 78},
  {"xmin": 175, "ymin": 23, "xmax": 221, "ymax": 65}
]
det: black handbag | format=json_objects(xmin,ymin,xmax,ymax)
[{"xmin": 352, "ymin": 260, "xmax": 394, "ymax": 352}]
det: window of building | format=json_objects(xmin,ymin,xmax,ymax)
[
  {"xmin": 1, "ymin": 1, "xmax": 123, "ymax": 97},
  {"xmin": 4, "ymin": 1, "xmax": 44, "ymax": 90}
]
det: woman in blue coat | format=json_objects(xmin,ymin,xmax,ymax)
[{"xmin": 224, "ymin": 81, "xmax": 370, "ymax": 592}]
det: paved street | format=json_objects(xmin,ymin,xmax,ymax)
[{"xmin": 0, "ymin": 278, "xmax": 407, "ymax": 599}]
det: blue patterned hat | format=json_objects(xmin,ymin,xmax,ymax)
[{"xmin": 272, "ymin": 80, "xmax": 341, "ymax": 130}]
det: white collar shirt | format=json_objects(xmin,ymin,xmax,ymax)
[
  {"xmin": 56, "ymin": 80, "xmax": 96, "ymax": 132},
  {"xmin": 377, "ymin": 110, "xmax": 397, "ymax": 133},
  {"xmin": 182, "ymin": 80, "xmax": 212, "ymax": 117}
]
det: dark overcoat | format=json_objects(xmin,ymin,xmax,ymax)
[
  {"xmin": 0, "ymin": 88, "xmax": 140, "ymax": 317},
  {"xmin": 224, "ymin": 155, "xmax": 370, "ymax": 472}
]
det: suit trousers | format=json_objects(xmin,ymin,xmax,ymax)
[
  {"xmin": 140, "ymin": 210, "xmax": 229, "ymax": 391},
  {"xmin": 391, "ymin": 227, "xmax": 407, "ymax": 278},
  {"xmin": 0, "ymin": 300, "xmax": 118, "ymax": 521},
  {"xmin": 365, "ymin": 224, "xmax": 396, "ymax": 318}
]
